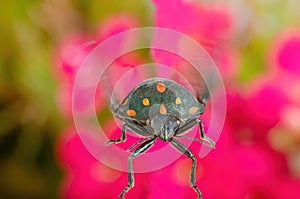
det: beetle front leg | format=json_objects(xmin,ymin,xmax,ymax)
[
  {"xmin": 198, "ymin": 119, "xmax": 215, "ymax": 148},
  {"xmin": 106, "ymin": 122, "xmax": 127, "ymax": 145},
  {"xmin": 170, "ymin": 139, "xmax": 202, "ymax": 199},
  {"xmin": 120, "ymin": 137, "xmax": 156, "ymax": 198}
]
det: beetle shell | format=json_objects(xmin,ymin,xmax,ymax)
[{"xmin": 114, "ymin": 78, "xmax": 204, "ymax": 123}]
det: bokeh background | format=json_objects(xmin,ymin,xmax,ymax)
[{"xmin": 1, "ymin": 0, "xmax": 300, "ymax": 198}]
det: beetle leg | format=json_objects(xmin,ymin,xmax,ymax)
[
  {"xmin": 198, "ymin": 119, "xmax": 216, "ymax": 148},
  {"xmin": 170, "ymin": 139, "xmax": 202, "ymax": 199},
  {"xmin": 126, "ymin": 137, "xmax": 153, "ymax": 152},
  {"xmin": 120, "ymin": 137, "xmax": 156, "ymax": 199},
  {"xmin": 106, "ymin": 122, "xmax": 127, "ymax": 145}
]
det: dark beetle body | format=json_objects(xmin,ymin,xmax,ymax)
[
  {"xmin": 116, "ymin": 78, "xmax": 204, "ymax": 123},
  {"xmin": 107, "ymin": 77, "xmax": 215, "ymax": 198}
]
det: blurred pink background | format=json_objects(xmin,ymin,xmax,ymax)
[{"xmin": 1, "ymin": 0, "xmax": 300, "ymax": 198}]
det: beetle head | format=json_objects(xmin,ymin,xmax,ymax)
[{"xmin": 150, "ymin": 114, "xmax": 180, "ymax": 142}]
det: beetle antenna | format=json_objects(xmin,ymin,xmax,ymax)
[
  {"xmin": 101, "ymin": 69, "xmax": 120, "ymax": 114},
  {"xmin": 198, "ymin": 69, "xmax": 217, "ymax": 106},
  {"xmin": 197, "ymin": 38, "xmax": 226, "ymax": 106},
  {"xmin": 198, "ymin": 83, "xmax": 209, "ymax": 105},
  {"xmin": 176, "ymin": 135, "xmax": 215, "ymax": 149}
]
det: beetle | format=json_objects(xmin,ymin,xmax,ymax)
[{"xmin": 106, "ymin": 77, "xmax": 215, "ymax": 199}]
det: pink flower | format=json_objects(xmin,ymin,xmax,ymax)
[
  {"xmin": 199, "ymin": 127, "xmax": 300, "ymax": 199},
  {"xmin": 277, "ymin": 35, "xmax": 300, "ymax": 75},
  {"xmin": 96, "ymin": 14, "xmax": 143, "ymax": 68},
  {"xmin": 276, "ymin": 32, "xmax": 300, "ymax": 75},
  {"xmin": 268, "ymin": 30, "xmax": 300, "ymax": 76},
  {"xmin": 57, "ymin": 128, "xmax": 155, "ymax": 199},
  {"xmin": 55, "ymin": 3, "xmax": 300, "ymax": 199},
  {"xmin": 54, "ymin": 36, "xmax": 98, "ymax": 82},
  {"xmin": 54, "ymin": 14, "xmax": 141, "ymax": 82},
  {"xmin": 152, "ymin": 0, "xmax": 238, "ymax": 79},
  {"xmin": 57, "ymin": 128, "xmax": 120, "ymax": 199},
  {"xmin": 54, "ymin": 15, "xmax": 143, "ymax": 118},
  {"xmin": 226, "ymin": 77, "xmax": 290, "ymax": 146},
  {"xmin": 153, "ymin": 0, "xmax": 231, "ymax": 40},
  {"xmin": 54, "ymin": 37, "xmax": 100, "ymax": 118},
  {"xmin": 225, "ymin": 75, "xmax": 300, "ymax": 198}
]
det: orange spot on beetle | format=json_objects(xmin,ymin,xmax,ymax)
[
  {"xmin": 127, "ymin": 110, "xmax": 136, "ymax": 117},
  {"xmin": 160, "ymin": 103, "xmax": 167, "ymax": 115},
  {"xmin": 156, "ymin": 83, "xmax": 166, "ymax": 93},
  {"xmin": 142, "ymin": 98, "xmax": 150, "ymax": 106},
  {"xmin": 189, "ymin": 106, "xmax": 198, "ymax": 114},
  {"xmin": 175, "ymin": 97, "xmax": 182, "ymax": 105}
]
